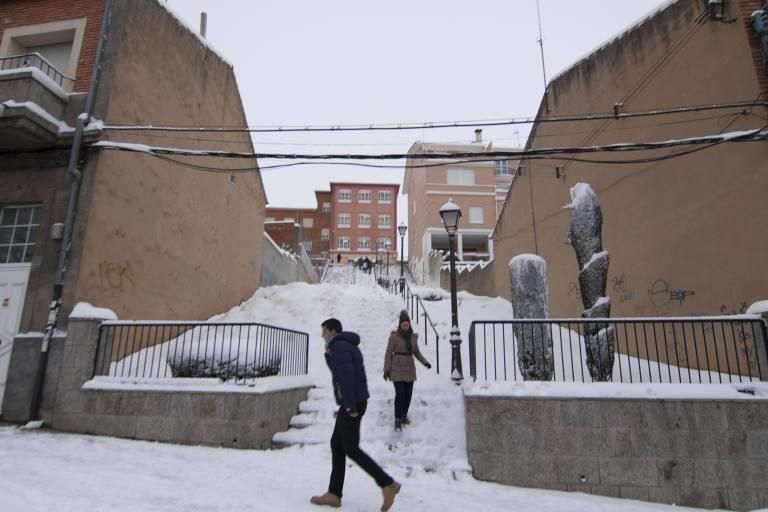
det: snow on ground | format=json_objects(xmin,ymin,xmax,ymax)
[{"xmin": 0, "ymin": 266, "xmax": 758, "ymax": 511}]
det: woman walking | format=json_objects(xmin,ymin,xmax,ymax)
[{"xmin": 383, "ymin": 310, "xmax": 431, "ymax": 431}]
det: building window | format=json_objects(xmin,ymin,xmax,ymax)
[
  {"xmin": 447, "ymin": 168, "xmax": 475, "ymax": 185},
  {"xmin": 377, "ymin": 214, "xmax": 391, "ymax": 228},
  {"xmin": 376, "ymin": 238, "xmax": 391, "ymax": 250},
  {"xmin": 378, "ymin": 190, "xmax": 392, "ymax": 203},
  {"xmin": 321, "ymin": 228, "xmax": 330, "ymax": 241},
  {"xmin": 283, "ymin": 217, "xmax": 294, "ymax": 222},
  {"xmin": 357, "ymin": 237, "xmax": 371, "ymax": 250},
  {"xmin": 337, "ymin": 214, "xmax": 351, "ymax": 227},
  {"xmin": 495, "ymin": 160, "xmax": 510, "ymax": 176},
  {"xmin": 338, "ymin": 190, "xmax": 352, "ymax": 202},
  {"xmin": 303, "ymin": 218, "xmax": 314, "ymax": 228},
  {"xmin": 0, "ymin": 19, "xmax": 88, "ymax": 92},
  {"xmin": 358, "ymin": 214, "xmax": 371, "ymax": 228},
  {"xmin": 265, "ymin": 217, "xmax": 275, "ymax": 222},
  {"xmin": 337, "ymin": 237, "xmax": 350, "ymax": 250},
  {"xmin": 358, "ymin": 190, "xmax": 372, "ymax": 203},
  {"xmin": 469, "ymin": 206, "xmax": 484, "ymax": 224},
  {"xmin": 0, "ymin": 205, "xmax": 41, "ymax": 264},
  {"xmin": 322, "ymin": 202, "xmax": 331, "ymax": 213}
]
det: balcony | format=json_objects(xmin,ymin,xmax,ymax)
[{"xmin": 0, "ymin": 53, "xmax": 87, "ymax": 151}]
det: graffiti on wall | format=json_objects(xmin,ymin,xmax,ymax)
[
  {"xmin": 612, "ymin": 273, "xmax": 635, "ymax": 304},
  {"xmin": 98, "ymin": 260, "xmax": 136, "ymax": 290},
  {"xmin": 567, "ymin": 281, "xmax": 581, "ymax": 303},
  {"xmin": 648, "ymin": 279, "xmax": 696, "ymax": 308}
]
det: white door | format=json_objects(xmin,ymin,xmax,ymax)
[{"xmin": 0, "ymin": 263, "xmax": 31, "ymax": 413}]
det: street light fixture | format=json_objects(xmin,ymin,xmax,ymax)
[
  {"xmin": 398, "ymin": 223, "xmax": 407, "ymax": 293},
  {"xmin": 439, "ymin": 199, "xmax": 463, "ymax": 383}
]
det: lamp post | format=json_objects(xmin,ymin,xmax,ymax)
[
  {"xmin": 398, "ymin": 223, "xmax": 407, "ymax": 293},
  {"xmin": 385, "ymin": 241, "xmax": 391, "ymax": 279},
  {"xmin": 439, "ymin": 199, "xmax": 463, "ymax": 383}
]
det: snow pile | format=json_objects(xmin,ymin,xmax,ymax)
[
  {"xmin": 70, "ymin": 302, "xmax": 117, "ymax": 321},
  {"xmin": 156, "ymin": 0, "xmax": 233, "ymax": 67}
]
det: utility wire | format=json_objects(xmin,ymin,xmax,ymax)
[
  {"xmin": 90, "ymin": 127, "xmax": 768, "ymax": 166},
  {"xmin": 99, "ymin": 100, "xmax": 768, "ymax": 134}
]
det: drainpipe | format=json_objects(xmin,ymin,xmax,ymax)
[{"xmin": 30, "ymin": 0, "xmax": 114, "ymax": 422}]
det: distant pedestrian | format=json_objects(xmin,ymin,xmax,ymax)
[
  {"xmin": 336, "ymin": 253, "xmax": 341, "ymax": 264},
  {"xmin": 311, "ymin": 318, "xmax": 401, "ymax": 511},
  {"xmin": 383, "ymin": 310, "xmax": 431, "ymax": 431},
  {"xmin": 364, "ymin": 257, "xmax": 372, "ymax": 274}
]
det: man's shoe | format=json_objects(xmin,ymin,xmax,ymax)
[
  {"xmin": 381, "ymin": 481, "xmax": 401, "ymax": 511},
  {"xmin": 401, "ymin": 416, "xmax": 410, "ymax": 425},
  {"xmin": 310, "ymin": 492, "xmax": 341, "ymax": 508},
  {"xmin": 394, "ymin": 418, "xmax": 402, "ymax": 432}
]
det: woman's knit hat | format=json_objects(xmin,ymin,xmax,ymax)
[{"xmin": 399, "ymin": 309, "xmax": 410, "ymax": 323}]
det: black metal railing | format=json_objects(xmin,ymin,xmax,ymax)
[
  {"xmin": 93, "ymin": 321, "xmax": 309, "ymax": 381},
  {"xmin": 0, "ymin": 53, "xmax": 75, "ymax": 89},
  {"xmin": 387, "ymin": 278, "xmax": 442, "ymax": 374},
  {"xmin": 469, "ymin": 317, "xmax": 768, "ymax": 383}
]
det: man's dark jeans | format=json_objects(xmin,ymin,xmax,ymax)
[{"xmin": 328, "ymin": 400, "xmax": 393, "ymax": 497}]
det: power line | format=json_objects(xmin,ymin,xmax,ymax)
[
  {"xmin": 99, "ymin": 100, "xmax": 768, "ymax": 134},
  {"xmin": 90, "ymin": 127, "xmax": 768, "ymax": 170}
]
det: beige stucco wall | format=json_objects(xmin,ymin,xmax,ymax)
[
  {"xmin": 406, "ymin": 157, "xmax": 497, "ymax": 263},
  {"xmin": 72, "ymin": 0, "xmax": 265, "ymax": 321},
  {"xmin": 492, "ymin": 0, "xmax": 768, "ymax": 318}
]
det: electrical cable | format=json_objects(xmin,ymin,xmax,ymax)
[
  {"xmin": 90, "ymin": 126, "xmax": 768, "ymax": 172},
  {"xmin": 99, "ymin": 100, "xmax": 768, "ymax": 134}
]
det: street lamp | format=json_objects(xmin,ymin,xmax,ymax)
[
  {"xmin": 439, "ymin": 199, "xmax": 463, "ymax": 383},
  {"xmin": 385, "ymin": 241, "xmax": 391, "ymax": 278},
  {"xmin": 398, "ymin": 223, "xmax": 407, "ymax": 293}
]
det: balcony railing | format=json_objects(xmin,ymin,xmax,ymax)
[{"xmin": 0, "ymin": 53, "xmax": 75, "ymax": 89}]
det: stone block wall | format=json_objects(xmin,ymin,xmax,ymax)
[
  {"xmin": 465, "ymin": 395, "xmax": 768, "ymax": 510},
  {"xmin": 4, "ymin": 316, "xmax": 311, "ymax": 450},
  {"xmin": 53, "ymin": 386, "xmax": 310, "ymax": 449}
]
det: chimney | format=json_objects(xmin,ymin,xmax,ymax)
[
  {"xmin": 474, "ymin": 129, "xmax": 482, "ymax": 143},
  {"xmin": 200, "ymin": 12, "xmax": 208, "ymax": 38}
]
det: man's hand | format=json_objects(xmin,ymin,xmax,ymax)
[
  {"xmin": 346, "ymin": 408, "xmax": 358, "ymax": 418},
  {"xmin": 383, "ymin": 372, "xmax": 390, "ymax": 381}
]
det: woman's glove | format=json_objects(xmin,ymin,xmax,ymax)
[
  {"xmin": 425, "ymin": 363, "xmax": 432, "ymax": 369},
  {"xmin": 383, "ymin": 372, "xmax": 390, "ymax": 381}
]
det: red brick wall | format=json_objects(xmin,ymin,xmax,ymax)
[
  {"xmin": 265, "ymin": 206, "xmax": 326, "ymax": 256},
  {"xmin": 330, "ymin": 182, "xmax": 400, "ymax": 259},
  {"xmin": 739, "ymin": 0, "xmax": 768, "ymax": 94},
  {"xmin": 0, "ymin": 0, "xmax": 105, "ymax": 92},
  {"xmin": 264, "ymin": 221, "xmax": 299, "ymax": 252}
]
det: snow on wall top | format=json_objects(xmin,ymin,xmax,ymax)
[
  {"xmin": 549, "ymin": 0, "xmax": 678, "ymax": 85},
  {"xmin": 70, "ymin": 302, "xmax": 118, "ymax": 321},
  {"xmin": 155, "ymin": 0, "xmax": 233, "ymax": 68},
  {"xmin": 746, "ymin": 300, "xmax": 768, "ymax": 315}
]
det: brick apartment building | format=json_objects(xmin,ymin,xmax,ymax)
[{"xmin": 266, "ymin": 182, "xmax": 400, "ymax": 263}]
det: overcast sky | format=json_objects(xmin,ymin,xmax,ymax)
[{"xmin": 164, "ymin": 0, "xmax": 670, "ymax": 221}]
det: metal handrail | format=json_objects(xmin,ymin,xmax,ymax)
[
  {"xmin": 0, "ymin": 53, "xmax": 75, "ymax": 88},
  {"xmin": 93, "ymin": 321, "xmax": 310, "ymax": 381},
  {"xmin": 468, "ymin": 317, "xmax": 768, "ymax": 383}
]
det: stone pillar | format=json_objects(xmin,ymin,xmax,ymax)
[
  {"xmin": 51, "ymin": 315, "xmax": 107, "ymax": 430},
  {"xmin": 747, "ymin": 302, "xmax": 768, "ymax": 381},
  {"xmin": 508, "ymin": 254, "xmax": 554, "ymax": 380}
]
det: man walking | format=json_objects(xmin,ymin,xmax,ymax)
[{"xmin": 311, "ymin": 318, "xmax": 401, "ymax": 511}]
